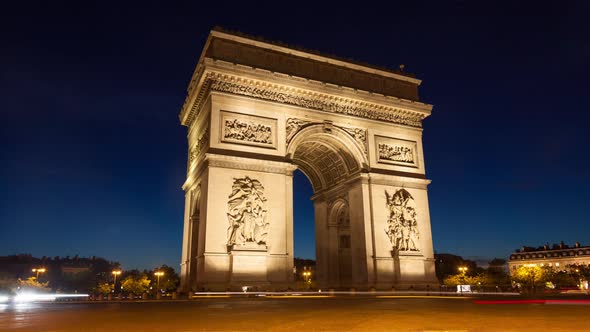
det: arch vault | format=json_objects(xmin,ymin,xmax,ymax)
[{"xmin": 178, "ymin": 28, "xmax": 438, "ymax": 291}]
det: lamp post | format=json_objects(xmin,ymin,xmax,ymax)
[
  {"xmin": 112, "ymin": 270, "xmax": 121, "ymax": 293},
  {"xmin": 458, "ymin": 266, "xmax": 468, "ymax": 294},
  {"xmin": 302, "ymin": 270, "xmax": 312, "ymax": 289},
  {"xmin": 154, "ymin": 271, "xmax": 164, "ymax": 292},
  {"xmin": 32, "ymin": 268, "xmax": 46, "ymax": 279}
]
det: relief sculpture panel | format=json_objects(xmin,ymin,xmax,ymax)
[
  {"xmin": 221, "ymin": 111, "xmax": 277, "ymax": 149},
  {"xmin": 188, "ymin": 128, "xmax": 209, "ymax": 166},
  {"xmin": 226, "ymin": 176, "xmax": 269, "ymax": 249},
  {"xmin": 286, "ymin": 118, "xmax": 312, "ymax": 143},
  {"xmin": 341, "ymin": 126, "xmax": 367, "ymax": 153},
  {"xmin": 384, "ymin": 189, "xmax": 420, "ymax": 251},
  {"xmin": 375, "ymin": 135, "xmax": 418, "ymax": 167}
]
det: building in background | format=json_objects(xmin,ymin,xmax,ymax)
[{"xmin": 508, "ymin": 242, "xmax": 590, "ymax": 273}]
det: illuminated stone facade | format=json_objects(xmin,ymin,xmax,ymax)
[
  {"xmin": 178, "ymin": 28, "xmax": 437, "ymax": 291},
  {"xmin": 509, "ymin": 243, "xmax": 590, "ymax": 273}
]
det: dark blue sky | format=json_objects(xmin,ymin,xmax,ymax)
[{"xmin": 2, "ymin": 1, "xmax": 589, "ymax": 270}]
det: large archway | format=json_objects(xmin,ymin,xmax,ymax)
[
  {"xmin": 178, "ymin": 29, "xmax": 438, "ymax": 292},
  {"xmin": 287, "ymin": 125, "xmax": 368, "ymax": 289}
]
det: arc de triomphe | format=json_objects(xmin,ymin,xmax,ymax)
[{"xmin": 179, "ymin": 29, "xmax": 438, "ymax": 291}]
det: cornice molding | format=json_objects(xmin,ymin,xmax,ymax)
[
  {"xmin": 368, "ymin": 172, "xmax": 431, "ymax": 190},
  {"xmin": 205, "ymin": 153, "xmax": 298, "ymax": 175},
  {"xmin": 181, "ymin": 68, "xmax": 431, "ymax": 128}
]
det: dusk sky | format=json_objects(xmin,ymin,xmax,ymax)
[{"xmin": 2, "ymin": 1, "xmax": 589, "ymax": 271}]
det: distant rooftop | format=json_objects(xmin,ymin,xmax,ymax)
[{"xmin": 514, "ymin": 242, "xmax": 588, "ymax": 253}]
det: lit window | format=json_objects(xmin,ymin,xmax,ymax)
[
  {"xmin": 556, "ymin": 263, "xmax": 560, "ymax": 267},
  {"xmin": 540, "ymin": 263, "xmax": 544, "ymax": 266}
]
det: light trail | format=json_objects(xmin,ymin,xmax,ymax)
[{"xmin": 13, "ymin": 293, "xmax": 89, "ymax": 303}]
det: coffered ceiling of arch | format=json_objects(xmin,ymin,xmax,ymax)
[{"xmin": 293, "ymin": 141, "xmax": 359, "ymax": 192}]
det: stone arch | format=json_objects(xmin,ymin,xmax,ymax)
[
  {"xmin": 328, "ymin": 198, "xmax": 348, "ymax": 226},
  {"xmin": 286, "ymin": 124, "xmax": 368, "ymax": 192},
  {"xmin": 327, "ymin": 198, "xmax": 353, "ymax": 287}
]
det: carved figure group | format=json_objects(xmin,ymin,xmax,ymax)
[
  {"xmin": 286, "ymin": 118, "xmax": 311, "ymax": 143},
  {"xmin": 227, "ymin": 177, "xmax": 269, "ymax": 247},
  {"xmin": 189, "ymin": 129, "xmax": 209, "ymax": 163},
  {"xmin": 378, "ymin": 143, "xmax": 414, "ymax": 163},
  {"xmin": 385, "ymin": 189, "xmax": 419, "ymax": 251},
  {"xmin": 224, "ymin": 119, "xmax": 272, "ymax": 144}
]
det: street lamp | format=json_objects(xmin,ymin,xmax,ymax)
[
  {"xmin": 32, "ymin": 268, "xmax": 46, "ymax": 279},
  {"xmin": 154, "ymin": 271, "xmax": 165, "ymax": 292},
  {"xmin": 112, "ymin": 270, "xmax": 122, "ymax": 293},
  {"xmin": 302, "ymin": 270, "xmax": 312, "ymax": 289},
  {"xmin": 458, "ymin": 266, "xmax": 468, "ymax": 294}
]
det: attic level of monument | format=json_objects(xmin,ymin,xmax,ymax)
[
  {"xmin": 207, "ymin": 27, "xmax": 419, "ymax": 81},
  {"xmin": 179, "ymin": 30, "xmax": 432, "ymax": 127}
]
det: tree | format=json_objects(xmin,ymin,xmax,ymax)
[
  {"xmin": 149, "ymin": 265, "xmax": 180, "ymax": 293},
  {"xmin": 547, "ymin": 270, "xmax": 578, "ymax": 289},
  {"xmin": 484, "ymin": 258, "xmax": 509, "ymax": 288},
  {"xmin": 0, "ymin": 272, "xmax": 18, "ymax": 295},
  {"xmin": 17, "ymin": 277, "xmax": 50, "ymax": 293},
  {"xmin": 434, "ymin": 254, "xmax": 481, "ymax": 283},
  {"xmin": 567, "ymin": 264, "xmax": 590, "ymax": 286},
  {"xmin": 511, "ymin": 265, "xmax": 548, "ymax": 293},
  {"xmin": 121, "ymin": 275, "xmax": 150, "ymax": 295},
  {"xmin": 96, "ymin": 282, "xmax": 113, "ymax": 295},
  {"xmin": 443, "ymin": 273, "xmax": 485, "ymax": 287}
]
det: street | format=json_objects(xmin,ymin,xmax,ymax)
[{"xmin": 1, "ymin": 295, "xmax": 589, "ymax": 331}]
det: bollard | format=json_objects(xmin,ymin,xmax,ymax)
[
  {"xmin": 172, "ymin": 292, "xmax": 177, "ymax": 300},
  {"xmin": 97, "ymin": 294, "xmax": 104, "ymax": 301},
  {"xmin": 142, "ymin": 292, "xmax": 148, "ymax": 300},
  {"xmin": 107, "ymin": 293, "xmax": 113, "ymax": 301},
  {"xmin": 156, "ymin": 292, "xmax": 162, "ymax": 300}
]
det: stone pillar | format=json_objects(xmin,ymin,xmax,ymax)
[
  {"xmin": 367, "ymin": 173, "xmax": 438, "ymax": 289},
  {"xmin": 179, "ymin": 192, "xmax": 192, "ymax": 291},
  {"xmin": 192, "ymin": 155, "xmax": 296, "ymax": 291},
  {"xmin": 313, "ymin": 199, "xmax": 329, "ymax": 289}
]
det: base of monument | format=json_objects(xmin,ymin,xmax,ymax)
[
  {"xmin": 193, "ymin": 282, "xmax": 297, "ymax": 292},
  {"xmin": 389, "ymin": 280, "xmax": 441, "ymax": 291},
  {"xmin": 229, "ymin": 244, "xmax": 268, "ymax": 286}
]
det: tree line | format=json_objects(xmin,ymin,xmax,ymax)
[{"xmin": 0, "ymin": 254, "xmax": 179, "ymax": 296}]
